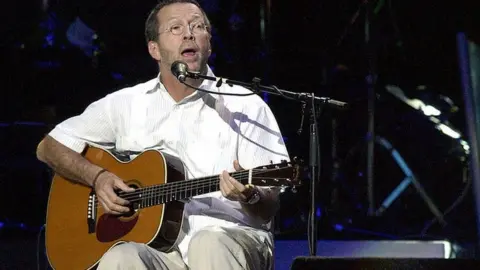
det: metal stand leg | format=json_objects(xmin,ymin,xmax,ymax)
[{"xmin": 374, "ymin": 136, "xmax": 446, "ymax": 227}]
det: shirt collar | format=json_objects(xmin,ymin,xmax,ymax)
[{"xmin": 145, "ymin": 65, "xmax": 217, "ymax": 96}]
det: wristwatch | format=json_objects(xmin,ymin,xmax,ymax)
[{"xmin": 243, "ymin": 187, "xmax": 261, "ymax": 205}]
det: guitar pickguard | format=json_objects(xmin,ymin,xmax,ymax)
[{"xmin": 96, "ymin": 214, "xmax": 139, "ymax": 243}]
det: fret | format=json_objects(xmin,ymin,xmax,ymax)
[
  {"xmin": 203, "ymin": 181, "xmax": 208, "ymax": 195},
  {"xmin": 168, "ymin": 184, "xmax": 172, "ymax": 202},
  {"xmin": 151, "ymin": 188, "xmax": 154, "ymax": 205},
  {"xmin": 201, "ymin": 183, "xmax": 206, "ymax": 195},
  {"xmin": 150, "ymin": 186, "xmax": 154, "ymax": 206},
  {"xmin": 151, "ymin": 186, "xmax": 154, "ymax": 206},
  {"xmin": 165, "ymin": 183, "xmax": 168, "ymax": 203},
  {"xmin": 142, "ymin": 187, "xmax": 145, "ymax": 207},
  {"xmin": 146, "ymin": 187, "xmax": 151, "ymax": 206},
  {"xmin": 185, "ymin": 180, "xmax": 188, "ymax": 201},
  {"xmin": 190, "ymin": 182, "xmax": 196, "ymax": 197},
  {"xmin": 153, "ymin": 189, "xmax": 157, "ymax": 205},
  {"xmin": 144, "ymin": 187, "xmax": 148, "ymax": 207},
  {"xmin": 172, "ymin": 185, "xmax": 177, "ymax": 201},
  {"xmin": 147, "ymin": 186, "xmax": 151, "ymax": 207},
  {"xmin": 172, "ymin": 182, "xmax": 176, "ymax": 201},
  {"xmin": 192, "ymin": 182, "xmax": 199, "ymax": 197},
  {"xmin": 196, "ymin": 183, "xmax": 202, "ymax": 196},
  {"xmin": 175, "ymin": 188, "xmax": 181, "ymax": 201},
  {"xmin": 191, "ymin": 178, "xmax": 197, "ymax": 197},
  {"xmin": 165, "ymin": 184, "xmax": 169, "ymax": 203},
  {"xmin": 199, "ymin": 183, "xmax": 204, "ymax": 195},
  {"xmin": 189, "ymin": 179, "xmax": 192, "ymax": 198},
  {"xmin": 140, "ymin": 189, "xmax": 145, "ymax": 208},
  {"xmin": 151, "ymin": 187, "xmax": 155, "ymax": 206}
]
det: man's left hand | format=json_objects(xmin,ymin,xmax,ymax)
[{"xmin": 219, "ymin": 160, "xmax": 253, "ymax": 202}]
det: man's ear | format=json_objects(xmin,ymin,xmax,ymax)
[
  {"xmin": 148, "ymin": 41, "xmax": 161, "ymax": 61},
  {"xmin": 207, "ymin": 46, "xmax": 212, "ymax": 57},
  {"xmin": 207, "ymin": 35, "xmax": 212, "ymax": 57}
]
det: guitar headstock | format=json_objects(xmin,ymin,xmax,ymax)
[{"xmin": 250, "ymin": 157, "xmax": 304, "ymax": 190}]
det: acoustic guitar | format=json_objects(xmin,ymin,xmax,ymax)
[{"xmin": 45, "ymin": 146, "xmax": 303, "ymax": 270}]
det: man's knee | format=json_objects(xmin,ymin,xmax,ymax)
[
  {"xmin": 97, "ymin": 243, "xmax": 145, "ymax": 269},
  {"xmin": 188, "ymin": 228, "xmax": 265, "ymax": 269},
  {"xmin": 189, "ymin": 228, "xmax": 232, "ymax": 251}
]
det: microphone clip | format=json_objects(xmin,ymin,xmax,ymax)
[{"xmin": 251, "ymin": 77, "xmax": 262, "ymax": 94}]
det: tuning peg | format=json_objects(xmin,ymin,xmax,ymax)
[
  {"xmin": 291, "ymin": 157, "xmax": 298, "ymax": 164},
  {"xmin": 293, "ymin": 157, "xmax": 305, "ymax": 165}
]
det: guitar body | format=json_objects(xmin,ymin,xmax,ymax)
[{"xmin": 45, "ymin": 147, "xmax": 186, "ymax": 270}]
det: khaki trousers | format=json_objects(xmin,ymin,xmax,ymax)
[{"xmin": 96, "ymin": 226, "xmax": 273, "ymax": 270}]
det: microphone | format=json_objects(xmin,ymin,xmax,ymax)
[{"xmin": 171, "ymin": 61, "xmax": 189, "ymax": 82}]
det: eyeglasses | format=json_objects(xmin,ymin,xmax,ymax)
[{"xmin": 160, "ymin": 22, "xmax": 209, "ymax": 36}]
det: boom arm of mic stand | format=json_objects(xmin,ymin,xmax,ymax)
[{"xmin": 188, "ymin": 72, "xmax": 349, "ymax": 110}]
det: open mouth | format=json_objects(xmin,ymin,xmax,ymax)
[{"xmin": 181, "ymin": 48, "xmax": 197, "ymax": 57}]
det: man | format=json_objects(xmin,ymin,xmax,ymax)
[{"xmin": 36, "ymin": 0, "xmax": 290, "ymax": 269}]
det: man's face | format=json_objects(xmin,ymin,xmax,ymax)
[{"xmin": 154, "ymin": 3, "xmax": 211, "ymax": 73}]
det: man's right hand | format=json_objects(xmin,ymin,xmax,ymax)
[{"xmin": 94, "ymin": 171, "xmax": 135, "ymax": 215}]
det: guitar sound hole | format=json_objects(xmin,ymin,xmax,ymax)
[{"xmin": 123, "ymin": 206, "xmax": 136, "ymax": 218}]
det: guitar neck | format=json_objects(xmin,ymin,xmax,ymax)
[{"xmin": 119, "ymin": 170, "xmax": 251, "ymax": 209}]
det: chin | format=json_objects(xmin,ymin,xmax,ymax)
[
  {"xmin": 187, "ymin": 61, "xmax": 206, "ymax": 73},
  {"xmin": 186, "ymin": 62, "xmax": 199, "ymax": 71}
]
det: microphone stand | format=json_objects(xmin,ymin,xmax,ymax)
[
  {"xmin": 187, "ymin": 72, "xmax": 349, "ymax": 109},
  {"xmin": 307, "ymin": 96, "xmax": 320, "ymax": 256},
  {"xmin": 184, "ymin": 72, "xmax": 348, "ymax": 256},
  {"xmin": 365, "ymin": 0, "xmax": 377, "ymax": 217}
]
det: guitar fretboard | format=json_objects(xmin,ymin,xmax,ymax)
[{"xmin": 118, "ymin": 170, "xmax": 252, "ymax": 209}]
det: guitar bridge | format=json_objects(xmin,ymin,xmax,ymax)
[{"xmin": 87, "ymin": 190, "xmax": 97, "ymax": 233}]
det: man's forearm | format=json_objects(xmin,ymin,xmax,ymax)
[
  {"xmin": 37, "ymin": 136, "xmax": 103, "ymax": 187},
  {"xmin": 242, "ymin": 187, "xmax": 280, "ymax": 223}
]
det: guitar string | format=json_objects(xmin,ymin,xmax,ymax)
[
  {"xmin": 94, "ymin": 167, "xmax": 285, "ymax": 203},
  {"xmin": 113, "ymin": 167, "xmax": 283, "ymax": 199},
  {"xmin": 92, "ymin": 167, "xmax": 294, "ymax": 207},
  {"xmin": 93, "ymin": 171, "xmax": 253, "ymax": 208}
]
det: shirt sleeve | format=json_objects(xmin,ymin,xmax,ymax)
[
  {"xmin": 48, "ymin": 95, "xmax": 116, "ymax": 153},
  {"xmin": 237, "ymin": 101, "xmax": 290, "ymax": 170}
]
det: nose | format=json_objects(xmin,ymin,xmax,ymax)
[{"xmin": 183, "ymin": 27, "xmax": 195, "ymax": 40}]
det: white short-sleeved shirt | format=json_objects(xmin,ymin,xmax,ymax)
[{"xmin": 49, "ymin": 67, "xmax": 290, "ymax": 263}]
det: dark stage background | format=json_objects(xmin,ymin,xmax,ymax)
[{"xmin": 1, "ymin": 0, "xmax": 480, "ymax": 268}]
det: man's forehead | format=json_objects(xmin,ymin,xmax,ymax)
[{"xmin": 157, "ymin": 3, "xmax": 203, "ymax": 23}]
